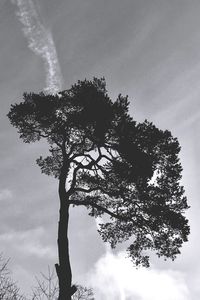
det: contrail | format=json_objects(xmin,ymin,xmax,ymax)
[{"xmin": 11, "ymin": 0, "xmax": 63, "ymax": 94}]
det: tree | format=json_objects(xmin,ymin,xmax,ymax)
[
  {"xmin": 31, "ymin": 267, "xmax": 58, "ymax": 300},
  {"xmin": 8, "ymin": 78, "xmax": 190, "ymax": 300},
  {"xmin": 31, "ymin": 267, "xmax": 94, "ymax": 300},
  {"xmin": 0, "ymin": 254, "xmax": 25, "ymax": 300}
]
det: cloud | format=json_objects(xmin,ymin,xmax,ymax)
[
  {"xmin": 11, "ymin": 0, "xmax": 62, "ymax": 94},
  {"xmin": 87, "ymin": 251, "xmax": 190, "ymax": 300},
  {"xmin": 0, "ymin": 189, "xmax": 13, "ymax": 201},
  {"xmin": 0, "ymin": 227, "xmax": 55, "ymax": 259}
]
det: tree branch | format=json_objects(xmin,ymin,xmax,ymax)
[
  {"xmin": 70, "ymin": 153, "xmax": 101, "ymax": 167},
  {"xmin": 97, "ymin": 146, "xmax": 113, "ymax": 162},
  {"xmin": 67, "ymin": 152, "xmax": 104, "ymax": 195},
  {"xmin": 68, "ymin": 199, "xmax": 126, "ymax": 220},
  {"xmin": 73, "ymin": 186, "xmax": 119, "ymax": 198},
  {"xmin": 69, "ymin": 140, "xmax": 95, "ymax": 159},
  {"xmin": 68, "ymin": 199, "xmax": 139, "ymax": 225},
  {"xmin": 74, "ymin": 187, "xmax": 100, "ymax": 194}
]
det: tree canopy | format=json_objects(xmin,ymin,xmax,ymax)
[{"xmin": 8, "ymin": 77, "xmax": 190, "ymax": 268}]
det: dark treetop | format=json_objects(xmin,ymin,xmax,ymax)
[{"xmin": 8, "ymin": 78, "xmax": 190, "ymax": 267}]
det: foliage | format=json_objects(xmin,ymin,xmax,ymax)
[{"xmin": 8, "ymin": 77, "xmax": 190, "ymax": 267}]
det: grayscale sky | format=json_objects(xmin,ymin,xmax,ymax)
[{"xmin": 0, "ymin": 0, "xmax": 199, "ymax": 299}]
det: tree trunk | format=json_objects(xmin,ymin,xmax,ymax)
[
  {"xmin": 55, "ymin": 158, "xmax": 77, "ymax": 300},
  {"xmin": 56, "ymin": 196, "xmax": 72, "ymax": 300}
]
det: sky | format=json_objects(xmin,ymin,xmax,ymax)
[{"xmin": 0, "ymin": 0, "xmax": 199, "ymax": 299}]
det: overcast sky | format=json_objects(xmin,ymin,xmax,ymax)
[{"xmin": 0, "ymin": 0, "xmax": 200, "ymax": 299}]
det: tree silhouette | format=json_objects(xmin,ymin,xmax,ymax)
[{"xmin": 8, "ymin": 78, "xmax": 190, "ymax": 300}]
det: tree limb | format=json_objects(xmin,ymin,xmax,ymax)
[{"xmin": 68, "ymin": 199, "xmax": 137, "ymax": 224}]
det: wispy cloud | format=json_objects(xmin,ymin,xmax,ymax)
[
  {"xmin": 11, "ymin": 0, "xmax": 62, "ymax": 94},
  {"xmin": 87, "ymin": 251, "xmax": 190, "ymax": 300}
]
